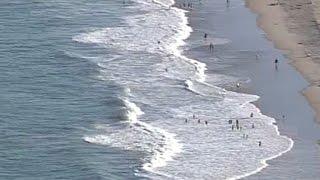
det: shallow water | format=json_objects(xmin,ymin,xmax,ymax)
[{"xmin": 0, "ymin": 0, "xmax": 293, "ymax": 179}]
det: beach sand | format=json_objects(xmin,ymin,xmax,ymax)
[{"xmin": 246, "ymin": 0, "xmax": 320, "ymax": 122}]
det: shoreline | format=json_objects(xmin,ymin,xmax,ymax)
[
  {"xmin": 177, "ymin": 0, "xmax": 320, "ymax": 179},
  {"xmin": 174, "ymin": 0, "xmax": 295, "ymax": 179},
  {"xmin": 245, "ymin": 0, "xmax": 320, "ymax": 122}
]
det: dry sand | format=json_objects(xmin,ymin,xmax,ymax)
[{"xmin": 245, "ymin": 0, "xmax": 320, "ymax": 122}]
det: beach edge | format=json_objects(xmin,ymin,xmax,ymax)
[{"xmin": 245, "ymin": 0, "xmax": 320, "ymax": 122}]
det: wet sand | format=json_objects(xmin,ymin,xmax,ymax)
[
  {"xmin": 175, "ymin": 0, "xmax": 320, "ymax": 179},
  {"xmin": 246, "ymin": 0, "xmax": 320, "ymax": 123}
]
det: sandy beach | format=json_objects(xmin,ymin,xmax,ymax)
[{"xmin": 246, "ymin": 0, "xmax": 320, "ymax": 122}]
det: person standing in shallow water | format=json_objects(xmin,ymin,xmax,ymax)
[{"xmin": 209, "ymin": 43, "xmax": 214, "ymax": 52}]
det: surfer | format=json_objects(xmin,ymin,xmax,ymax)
[
  {"xmin": 250, "ymin": 112, "xmax": 254, "ymax": 118},
  {"xmin": 252, "ymin": 123, "xmax": 255, "ymax": 129},
  {"xmin": 205, "ymin": 120, "xmax": 208, "ymax": 125},
  {"xmin": 236, "ymin": 82, "xmax": 240, "ymax": 88},
  {"xmin": 198, "ymin": 119, "xmax": 201, "ymax": 123},
  {"xmin": 258, "ymin": 141, "xmax": 262, "ymax": 147},
  {"xmin": 185, "ymin": 119, "xmax": 188, "ymax": 123}
]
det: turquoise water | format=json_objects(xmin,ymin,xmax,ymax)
[{"xmin": 0, "ymin": 0, "xmax": 292, "ymax": 179}]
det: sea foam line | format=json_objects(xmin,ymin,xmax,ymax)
[
  {"xmin": 227, "ymin": 101, "xmax": 294, "ymax": 180},
  {"xmin": 154, "ymin": 0, "xmax": 207, "ymax": 83},
  {"xmin": 122, "ymin": 98, "xmax": 183, "ymax": 175}
]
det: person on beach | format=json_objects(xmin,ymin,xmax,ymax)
[
  {"xmin": 232, "ymin": 125, "xmax": 235, "ymax": 130},
  {"xmin": 274, "ymin": 58, "xmax": 279, "ymax": 69},
  {"xmin": 204, "ymin": 33, "xmax": 208, "ymax": 39},
  {"xmin": 198, "ymin": 119, "xmax": 201, "ymax": 123},
  {"xmin": 228, "ymin": 119, "xmax": 232, "ymax": 124}
]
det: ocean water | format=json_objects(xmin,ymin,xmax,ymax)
[{"xmin": 0, "ymin": 0, "xmax": 292, "ymax": 179}]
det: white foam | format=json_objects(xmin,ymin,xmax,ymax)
[{"xmin": 84, "ymin": 98, "xmax": 182, "ymax": 175}]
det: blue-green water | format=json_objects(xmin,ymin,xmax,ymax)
[
  {"xmin": 0, "ymin": 1, "xmax": 140, "ymax": 179},
  {"xmin": 0, "ymin": 0, "xmax": 293, "ymax": 179}
]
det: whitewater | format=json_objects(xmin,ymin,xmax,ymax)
[{"xmin": 73, "ymin": 0, "xmax": 293, "ymax": 179}]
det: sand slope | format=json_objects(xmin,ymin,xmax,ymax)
[{"xmin": 246, "ymin": 0, "xmax": 320, "ymax": 122}]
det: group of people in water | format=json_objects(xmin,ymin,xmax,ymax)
[
  {"xmin": 185, "ymin": 114, "xmax": 208, "ymax": 125},
  {"xmin": 185, "ymin": 112, "xmax": 263, "ymax": 147}
]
